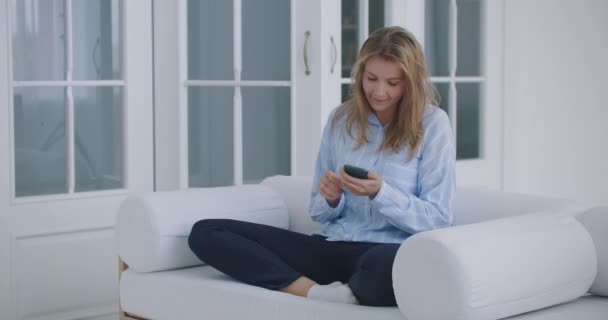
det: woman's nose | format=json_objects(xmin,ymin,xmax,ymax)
[{"xmin": 373, "ymin": 86, "xmax": 388, "ymax": 98}]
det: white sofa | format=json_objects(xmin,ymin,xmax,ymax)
[{"xmin": 115, "ymin": 175, "xmax": 608, "ymax": 320}]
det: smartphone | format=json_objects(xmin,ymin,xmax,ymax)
[{"xmin": 343, "ymin": 164, "xmax": 369, "ymax": 179}]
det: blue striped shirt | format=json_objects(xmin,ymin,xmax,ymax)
[{"xmin": 309, "ymin": 105, "xmax": 456, "ymax": 243}]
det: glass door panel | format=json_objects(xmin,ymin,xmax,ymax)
[
  {"xmin": 456, "ymin": 0, "xmax": 481, "ymax": 76},
  {"xmin": 456, "ymin": 83, "xmax": 480, "ymax": 159},
  {"xmin": 73, "ymin": 86, "xmax": 123, "ymax": 191},
  {"xmin": 72, "ymin": 0, "xmax": 123, "ymax": 80},
  {"xmin": 187, "ymin": 0, "xmax": 234, "ymax": 80},
  {"xmin": 341, "ymin": 0, "xmax": 359, "ymax": 79},
  {"xmin": 188, "ymin": 87, "xmax": 234, "ymax": 188},
  {"xmin": 368, "ymin": 0, "xmax": 384, "ymax": 34},
  {"xmin": 242, "ymin": 0, "xmax": 290, "ymax": 81},
  {"xmin": 13, "ymin": 87, "xmax": 67, "ymax": 197},
  {"xmin": 435, "ymin": 83, "xmax": 450, "ymax": 115},
  {"xmin": 242, "ymin": 87, "xmax": 291, "ymax": 184},
  {"xmin": 425, "ymin": 0, "xmax": 450, "ymax": 77},
  {"xmin": 341, "ymin": 0, "xmax": 387, "ymax": 101},
  {"xmin": 11, "ymin": 0, "xmax": 66, "ymax": 81},
  {"xmin": 341, "ymin": 84, "xmax": 351, "ymax": 101}
]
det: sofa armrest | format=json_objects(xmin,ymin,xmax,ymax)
[
  {"xmin": 115, "ymin": 184, "xmax": 288, "ymax": 272},
  {"xmin": 392, "ymin": 212, "xmax": 597, "ymax": 320},
  {"xmin": 577, "ymin": 206, "xmax": 608, "ymax": 296}
]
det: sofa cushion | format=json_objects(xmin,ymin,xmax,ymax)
[
  {"xmin": 120, "ymin": 265, "xmax": 608, "ymax": 320},
  {"xmin": 453, "ymin": 187, "xmax": 587, "ymax": 225},
  {"xmin": 261, "ymin": 175, "xmax": 588, "ymax": 231},
  {"xmin": 393, "ymin": 212, "xmax": 597, "ymax": 320},
  {"xmin": 261, "ymin": 175, "xmax": 324, "ymax": 235},
  {"xmin": 115, "ymin": 185, "xmax": 288, "ymax": 272},
  {"xmin": 577, "ymin": 206, "xmax": 608, "ymax": 296},
  {"xmin": 120, "ymin": 265, "xmax": 402, "ymax": 320}
]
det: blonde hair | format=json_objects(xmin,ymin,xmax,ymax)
[{"xmin": 332, "ymin": 26, "xmax": 439, "ymax": 160}]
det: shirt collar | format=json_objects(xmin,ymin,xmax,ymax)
[
  {"xmin": 368, "ymin": 111, "xmax": 382, "ymax": 127},
  {"xmin": 368, "ymin": 111, "xmax": 390, "ymax": 129}
]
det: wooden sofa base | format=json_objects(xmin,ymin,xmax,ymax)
[{"xmin": 120, "ymin": 311, "xmax": 149, "ymax": 320}]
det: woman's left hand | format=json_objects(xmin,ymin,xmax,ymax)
[{"xmin": 339, "ymin": 167, "xmax": 383, "ymax": 198}]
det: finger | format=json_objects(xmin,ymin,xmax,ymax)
[
  {"xmin": 325, "ymin": 172, "xmax": 339, "ymax": 185},
  {"xmin": 339, "ymin": 167, "xmax": 352, "ymax": 183},
  {"xmin": 367, "ymin": 171, "xmax": 380, "ymax": 180},
  {"xmin": 342, "ymin": 172, "xmax": 361, "ymax": 189},
  {"xmin": 320, "ymin": 172, "xmax": 330, "ymax": 185},
  {"xmin": 321, "ymin": 187, "xmax": 340, "ymax": 199},
  {"xmin": 342, "ymin": 178, "xmax": 361, "ymax": 195},
  {"xmin": 318, "ymin": 185, "xmax": 333, "ymax": 200},
  {"xmin": 367, "ymin": 172, "xmax": 382, "ymax": 190},
  {"xmin": 341, "ymin": 167, "xmax": 366, "ymax": 184},
  {"xmin": 321, "ymin": 172, "xmax": 331, "ymax": 183},
  {"xmin": 319, "ymin": 178, "xmax": 332, "ymax": 193},
  {"xmin": 345, "ymin": 174, "xmax": 374, "ymax": 196},
  {"xmin": 320, "ymin": 184, "xmax": 339, "ymax": 200},
  {"xmin": 327, "ymin": 172, "xmax": 344, "ymax": 190},
  {"xmin": 340, "ymin": 169, "xmax": 366, "ymax": 194},
  {"xmin": 322, "ymin": 176, "xmax": 341, "ymax": 193},
  {"xmin": 318, "ymin": 183, "xmax": 327, "ymax": 196},
  {"xmin": 327, "ymin": 172, "xmax": 342, "ymax": 185}
]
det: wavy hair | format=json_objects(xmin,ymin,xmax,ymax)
[{"xmin": 332, "ymin": 26, "xmax": 439, "ymax": 160}]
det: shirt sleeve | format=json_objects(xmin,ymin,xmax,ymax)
[
  {"xmin": 309, "ymin": 117, "xmax": 345, "ymax": 224},
  {"xmin": 370, "ymin": 109, "xmax": 456, "ymax": 234}
]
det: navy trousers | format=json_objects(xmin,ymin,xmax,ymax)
[{"xmin": 187, "ymin": 219, "xmax": 400, "ymax": 306}]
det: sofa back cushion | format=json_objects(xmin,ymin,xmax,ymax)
[
  {"xmin": 452, "ymin": 187, "xmax": 587, "ymax": 225},
  {"xmin": 261, "ymin": 175, "xmax": 325, "ymax": 235},
  {"xmin": 260, "ymin": 175, "xmax": 587, "ymax": 230},
  {"xmin": 115, "ymin": 185, "xmax": 288, "ymax": 272}
]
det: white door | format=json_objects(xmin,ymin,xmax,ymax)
[{"xmin": 0, "ymin": 1, "xmax": 153, "ymax": 319}]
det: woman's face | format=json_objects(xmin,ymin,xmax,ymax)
[{"xmin": 362, "ymin": 56, "xmax": 405, "ymax": 124}]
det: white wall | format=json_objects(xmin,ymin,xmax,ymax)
[{"xmin": 504, "ymin": 0, "xmax": 608, "ymax": 205}]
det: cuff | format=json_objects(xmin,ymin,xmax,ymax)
[
  {"xmin": 324, "ymin": 194, "xmax": 345, "ymax": 214},
  {"xmin": 370, "ymin": 180, "xmax": 410, "ymax": 210}
]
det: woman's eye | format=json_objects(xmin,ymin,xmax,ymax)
[
  {"xmin": 388, "ymin": 82, "xmax": 399, "ymax": 86},
  {"xmin": 367, "ymin": 77, "xmax": 377, "ymax": 81}
]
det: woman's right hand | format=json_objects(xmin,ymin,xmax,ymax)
[{"xmin": 318, "ymin": 171, "xmax": 343, "ymax": 208}]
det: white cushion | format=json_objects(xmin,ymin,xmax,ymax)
[
  {"xmin": 120, "ymin": 265, "xmax": 402, "ymax": 320},
  {"xmin": 115, "ymin": 185, "xmax": 288, "ymax": 272},
  {"xmin": 393, "ymin": 212, "xmax": 597, "ymax": 320},
  {"xmin": 577, "ymin": 206, "xmax": 608, "ymax": 296}
]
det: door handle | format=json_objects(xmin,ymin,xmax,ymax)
[
  {"xmin": 303, "ymin": 31, "xmax": 311, "ymax": 76},
  {"xmin": 330, "ymin": 36, "xmax": 337, "ymax": 74}
]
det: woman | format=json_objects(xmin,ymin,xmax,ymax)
[{"xmin": 188, "ymin": 26, "xmax": 455, "ymax": 307}]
